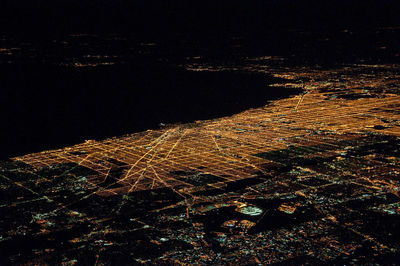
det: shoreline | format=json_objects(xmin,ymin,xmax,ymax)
[{"xmin": 2, "ymin": 63, "xmax": 400, "ymax": 264}]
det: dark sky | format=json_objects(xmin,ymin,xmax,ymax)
[{"xmin": 1, "ymin": 0, "xmax": 400, "ymax": 36}]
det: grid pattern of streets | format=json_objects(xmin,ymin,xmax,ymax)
[
  {"xmin": 14, "ymin": 65, "xmax": 400, "ymax": 197},
  {"xmin": 2, "ymin": 64, "xmax": 400, "ymax": 264}
]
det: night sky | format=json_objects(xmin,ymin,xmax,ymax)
[{"xmin": 1, "ymin": 0, "xmax": 400, "ymax": 36}]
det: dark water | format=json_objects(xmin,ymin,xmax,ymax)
[
  {"xmin": 0, "ymin": 34, "xmax": 302, "ymax": 159},
  {"xmin": 1, "ymin": 0, "xmax": 400, "ymax": 159}
]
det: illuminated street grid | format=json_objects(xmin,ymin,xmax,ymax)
[
  {"xmin": 4, "ymin": 63, "xmax": 400, "ymax": 264},
  {"xmin": 14, "ymin": 64, "xmax": 400, "ymax": 197}
]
